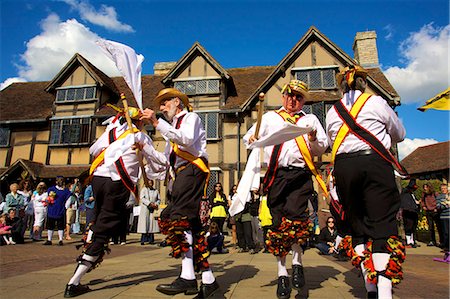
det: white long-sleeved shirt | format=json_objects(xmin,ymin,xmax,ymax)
[
  {"xmin": 156, "ymin": 110, "xmax": 208, "ymax": 169},
  {"xmin": 326, "ymin": 90, "xmax": 406, "ymax": 155},
  {"xmin": 90, "ymin": 121, "xmax": 167, "ymax": 183},
  {"xmin": 243, "ymin": 107, "xmax": 328, "ymax": 169}
]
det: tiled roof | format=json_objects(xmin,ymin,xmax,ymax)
[
  {"xmin": 0, "ymin": 81, "xmax": 54, "ymax": 122},
  {"xmin": 0, "ymin": 159, "xmax": 89, "ymax": 179},
  {"xmin": 401, "ymin": 141, "xmax": 450, "ymax": 175}
]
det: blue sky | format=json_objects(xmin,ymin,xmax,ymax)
[{"xmin": 1, "ymin": 0, "xmax": 449, "ymax": 158}]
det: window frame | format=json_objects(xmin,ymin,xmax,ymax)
[
  {"xmin": 292, "ymin": 66, "xmax": 339, "ymax": 90},
  {"xmin": 173, "ymin": 78, "xmax": 221, "ymax": 96},
  {"xmin": 55, "ymin": 85, "xmax": 97, "ymax": 103},
  {"xmin": 197, "ymin": 111, "xmax": 221, "ymax": 141},
  {"xmin": 49, "ymin": 116, "xmax": 92, "ymax": 146},
  {"xmin": 0, "ymin": 127, "xmax": 11, "ymax": 147}
]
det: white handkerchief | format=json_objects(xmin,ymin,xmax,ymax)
[{"xmin": 248, "ymin": 122, "xmax": 312, "ymax": 149}]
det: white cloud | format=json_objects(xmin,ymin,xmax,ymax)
[
  {"xmin": 384, "ymin": 23, "xmax": 449, "ymax": 104},
  {"xmin": 61, "ymin": 0, "xmax": 134, "ymax": 33},
  {"xmin": 383, "ymin": 24, "xmax": 394, "ymax": 41},
  {"xmin": 398, "ymin": 137, "xmax": 438, "ymax": 160},
  {"xmin": 13, "ymin": 13, "xmax": 120, "ymax": 82},
  {"xmin": 0, "ymin": 77, "xmax": 27, "ymax": 91}
]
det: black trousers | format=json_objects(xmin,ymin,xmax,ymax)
[
  {"xmin": 334, "ymin": 153, "xmax": 400, "ymax": 253},
  {"xmin": 86, "ymin": 176, "xmax": 130, "ymax": 256},
  {"xmin": 402, "ymin": 210, "xmax": 418, "ymax": 235},
  {"xmin": 161, "ymin": 164, "xmax": 206, "ymax": 225},
  {"xmin": 236, "ymin": 219, "xmax": 254, "ymax": 250},
  {"xmin": 268, "ymin": 167, "xmax": 313, "ymax": 227}
]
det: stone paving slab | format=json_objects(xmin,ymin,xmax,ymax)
[{"xmin": 1, "ymin": 233, "xmax": 449, "ymax": 298}]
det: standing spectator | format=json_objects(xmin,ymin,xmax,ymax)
[
  {"xmin": 235, "ymin": 200, "xmax": 255, "ymax": 253},
  {"xmin": 436, "ymin": 183, "xmax": 449, "ymax": 252},
  {"xmin": 111, "ymin": 193, "xmax": 135, "ymax": 245},
  {"xmin": 4, "ymin": 183, "xmax": 25, "ymax": 214},
  {"xmin": 44, "ymin": 176, "xmax": 72, "ymax": 246},
  {"xmin": 65, "ymin": 180, "xmax": 80, "ymax": 240},
  {"xmin": 138, "ymin": 180, "xmax": 161, "ymax": 245},
  {"xmin": 6, "ymin": 208, "xmax": 24, "ymax": 244},
  {"xmin": 258, "ymin": 193, "xmax": 272, "ymax": 253},
  {"xmin": 18, "ymin": 179, "xmax": 34, "ymax": 239},
  {"xmin": 227, "ymin": 185, "xmax": 238, "ymax": 248},
  {"xmin": 315, "ymin": 216, "xmax": 338, "ymax": 255},
  {"xmin": 83, "ymin": 184, "xmax": 96, "ymax": 230},
  {"xmin": 421, "ymin": 183, "xmax": 442, "ymax": 247},
  {"xmin": 249, "ymin": 188, "xmax": 263, "ymax": 252},
  {"xmin": 399, "ymin": 179, "xmax": 420, "ymax": 247},
  {"xmin": 209, "ymin": 182, "xmax": 228, "ymax": 233},
  {"xmin": 31, "ymin": 182, "xmax": 48, "ymax": 241}
]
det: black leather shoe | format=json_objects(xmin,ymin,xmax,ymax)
[
  {"xmin": 276, "ymin": 276, "xmax": 291, "ymax": 299},
  {"xmin": 43, "ymin": 240, "xmax": 52, "ymax": 245},
  {"xmin": 367, "ymin": 291, "xmax": 377, "ymax": 298},
  {"xmin": 64, "ymin": 284, "xmax": 90, "ymax": 298},
  {"xmin": 197, "ymin": 280, "xmax": 220, "ymax": 298},
  {"xmin": 292, "ymin": 265, "xmax": 305, "ymax": 290},
  {"xmin": 156, "ymin": 277, "xmax": 198, "ymax": 295}
]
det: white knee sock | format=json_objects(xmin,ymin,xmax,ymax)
[
  {"xmin": 180, "ymin": 230, "xmax": 196, "ymax": 280},
  {"xmin": 68, "ymin": 254, "xmax": 98, "ymax": 285},
  {"xmin": 58, "ymin": 230, "xmax": 64, "ymax": 241},
  {"xmin": 291, "ymin": 243, "xmax": 303, "ymax": 266},
  {"xmin": 202, "ymin": 269, "xmax": 215, "ymax": 284},
  {"xmin": 355, "ymin": 244, "xmax": 377, "ymax": 293},
  {"xmin": 86, "ymin": 230, "xmax": 94, "ymax": 243},
  {"xmin": 405, "ymin": 235, "xmax": 412, "ymax": 245},
  {"xmin": 373, "ymin": 253, "xmax": 392, "ymax": 299},
  {"xmin": 277, "ymin": 256, "xmax": 288, "ymax": 277},
  {"xmin": 409, "ymin": 233, "xmax": 415, "ymax": 244},
  {"xmin": 334, "ymin": 235, "xmax": 343, "ymax": 251},
  {"xmin": 47, "ymin": 230, "xmax": 54, "ymax": 241}
]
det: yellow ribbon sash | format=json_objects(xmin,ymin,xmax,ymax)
[
  {"xmin": 89, "ymin": 127, "xmax": 140, "ymax": 175},
  {"xmin": 277, "ymin": 110, "xmax": 328, "ymax": 197},
  {"xmin": 331, "ymin": 93, "xmax": 372, "ymax": 163},
  {"xmin": 171, "ymin": 142, "xmax": 210, "ymax": 196}
]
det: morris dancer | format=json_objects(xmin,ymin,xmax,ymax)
[
  {"xmin": 141, "ymin": 88, "xmax": 219, "ymax": 298},
  {"xmin": 326, "ymin": 65, "xmax": 406, "ymax": 299},
  {"xmin": 64, "ymin": 106, "xmax": 166, "ymax": 298},
  {"xmin": 244, "ymin": 80, "xmax": 328, "ymax": 299}
]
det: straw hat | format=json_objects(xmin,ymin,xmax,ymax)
[
  {"xmin": 336, "ymin": 65, "xmax": 368, "ymax": 87},
  {"xmin": 281, "ymin": 80, "xmax": 310, "ymax": 100},
  {"xmin": 154, "ymin": 88, "xmax": 192, "ymax": 111}
]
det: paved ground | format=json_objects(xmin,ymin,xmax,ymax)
[{"xmin": 0, "ymin": 233, "xmax": 448, "ymax": 299}]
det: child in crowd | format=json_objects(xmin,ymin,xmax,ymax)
[
  {"xmin": 0, "ymin": 213, "xmax": 14, "ymax": 245},
  {"xmin": 206, "ymin": 221, "xmax": 229, "ymax": 254}
]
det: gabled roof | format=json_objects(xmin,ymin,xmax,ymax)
[
  {"xmin": 0, "ymin": 159, "xmax": 89, "ymax": 180},
  {"xmin": 401, "ymin": 141, "xmax": 450, "ymax": 175},
  {"xmin": 241, "ymin": 26, "xmax": 399, "ymax": 111},
  {"xmin": 162, "ymin": 42, "xmax": 230, "ymax": 85},
  {"xmin": 0, "ymin": 81, "xmax": 54, "ymax": 122},
  {"xmin": 45, "ymin": 53, "xmax": 119, "ymax": 95}
]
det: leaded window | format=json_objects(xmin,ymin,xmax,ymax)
[
  {"xmin": 198, "ymin": 112, "xmax": 220, "ymax": 140},
  {"xmin": 50, "ymin": 117, "xmax": 91, "ymax": 145},
  {"xmin": 294, "ymin": 67, "xmax": 338, "ymax": 90},
  {"xmin": 0, "ymin": 127, "xmax": 10, "ymax": 146},
  {"xmin": 56, "ymin": 86, "xmax": 96, "ymax": 102},
  {"xmin": 302, "ymin": 102, "xmax": 335, "ymax": 128},
  {"xmin": 174, "ymin": 79, "xmax": 220, "ymax": 95},
  {"xmin": 206, "ymin": 170, "xmax": 220, "ymax": 197}
]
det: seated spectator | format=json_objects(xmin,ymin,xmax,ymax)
[
  {"xmin": 0, "ymin": 213, "xmax": 13, "ymax": 245},
  {"xmin": 315, "ymin": 216, "xmax": 338, "ymax": 255},
  {"xmin": 4, "ymin": 183, "xmax": 25, "ymax": 214},
  {"xmin": 5, "ymin": 208, "xmax": 24, "ymax": 244},
  {"xmin": 206, "ymin": 221, "xmax": 228, "ymax": 254}
]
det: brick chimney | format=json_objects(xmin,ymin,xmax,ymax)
[
  {"xmin": 352, "ymin": 31, "xmax": 379, "ymax": 68},
  {"xmin": 153, "ymin": 62, "xmax": 177, "ymax": 75}
]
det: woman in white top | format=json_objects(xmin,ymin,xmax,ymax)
[
  {"xmin": 31, "ymin": 182, "xmax": 48, "ymax": 241},
  {"xmin": 137, "ymin": 180, "xmax": 160, "ymax": 245}
]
